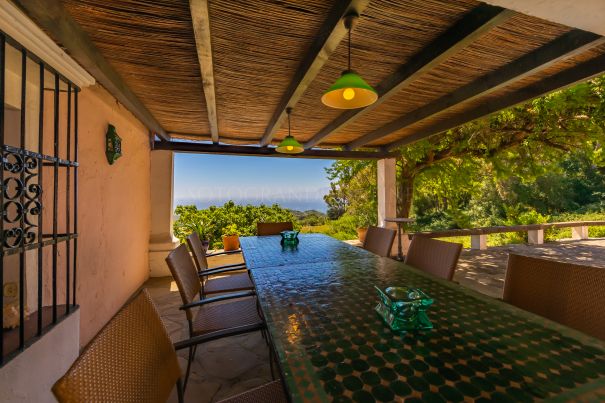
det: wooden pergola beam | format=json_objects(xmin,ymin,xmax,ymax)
[
  {"xmin": 349, "ymin": 29, "xmax": 604, "ymax": 150},
  {"xmin": 189, "ymin": 0, "xmax": 219, "ymax": 144},
  {"xmin": 154, "ymin": 141, "xmax": 394, "ymax": 160},
  {"xmin": 13, "ymin": 0, "xmax": 170, "ymax": 141},
  {"xmin": 259, "ymin": 0, "xmax": 371, "ymax": 147},
  {"xmin": 383, "ymin": 53, "xmax": 605, "ymax": 151},
  {"xmin": 304, "ymin": 4, "xmax": 513, "ymax": 150}
]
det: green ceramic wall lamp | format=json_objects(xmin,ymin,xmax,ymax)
[{"xmin": 105, "ymin": 124, "xmax": 122, "ymax": 165}]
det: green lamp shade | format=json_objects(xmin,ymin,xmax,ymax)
[
  {"xmin": 276, "ymin": 135, "xmax": 304, "ymax": 154},
  {"xmin": 321, "ymin": 70, "xmax": 378, "ymax": 109}
]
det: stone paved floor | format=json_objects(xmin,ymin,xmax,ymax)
[
  {"xmin": 454, "ymin": 238, "xmax": 605, "ymax": 298},
  {"xmin": 149, "ymin": 238, "xmax": 605, "ymax": 401}
]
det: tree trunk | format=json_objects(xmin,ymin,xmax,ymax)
[{"xmin": 397, "ymin": 173, "xmax": 415, "ymax": 218}]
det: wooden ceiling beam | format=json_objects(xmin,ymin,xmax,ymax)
[
  {"xmin": 189, "ymin": 0, "xmax": 219, "ymax": 144},
  {"xmin": 383, "ymin": 53, "xmax": 605, "ymax": 151},
  {"xmin": 259, "ymin": 0, "xmax": 371, "ymax": 147},
  {"xmin": 349, "ymin": 29, "xmax": 604, "ymax": 150},
  {"xmin": 304, "ymin": 4, "xmax": 512, "ymax": 150},
  {"xmin": 12, "ymin": 0, "xmax": 170, "ymax": 141},
  {"xmin": 154, "ymin": 140, "xmax": 393, "ymax": 160}
]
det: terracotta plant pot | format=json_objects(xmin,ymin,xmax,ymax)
[
  {"xmin": 222, "ymin": 234, "xmax": 240, "ymax": 251},
  {"xmin": 357, "ymin": 227, "xmax": 368, "ymax": 243}
]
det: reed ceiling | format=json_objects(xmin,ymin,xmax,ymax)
[{"xmin": 39, "ymin": 0, "xmax": 605, "ymax": 154}]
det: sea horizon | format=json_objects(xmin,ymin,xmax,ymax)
[{"xmin": 175, "ymin": 197, "xmax": 328, "ymax": 213}]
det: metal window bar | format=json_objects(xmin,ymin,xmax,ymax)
[
  {"xmin": 0, "ymin": 33, "xmax": 5, "ymax": 363},
  {"xmin": 52, "ymin": 73, "xmax": 59, "ymax": 324},
  {"xmin": 37, "ymin": 62, "xmax": 44, "ymax": 337},
  {"xmin": 65, "ymin": 83, "xmax": 71, "ymax": 316},
  {"xmin": 0, "ymin": 30, "xmax": 79, "ymax": 366},
  {"xmin": 18, "ymin": 47, "xmax": 26, "ymax": 350},
  {"xmin": 73, "ymin": 89, "xmax": 77, "ymax": 308}
]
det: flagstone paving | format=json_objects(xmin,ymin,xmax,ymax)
[{"xmin": 152, "ymin": 238, "xmax": 605, "ymax": 402}]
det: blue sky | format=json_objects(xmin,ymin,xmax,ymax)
[{"xmin": 173, "ymin": 153, "xmax": 334, "ymax": 212}]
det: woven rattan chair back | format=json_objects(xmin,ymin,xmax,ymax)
[
  {"xmin": 404, "ymin": 236, "xmax": 462, "ymax": 281},
  {"xmin": 257, "ymin": 221, "xmax": 293, "ymax": 236},
  {"xmin": 504, "ymin": 254, "xmax": 605, "ymax": 341},
  {"xmin": 166, "ymin": 243, "xmax": 202, "ymax": 321},
  {"xmin": 187, "ymin": 231, "xmax": 209, "ymax": 271},
  {"xmin": 363, "ymin": 226, "xmax": 396, "ymax": 257},
  {"xmin": 52, "ymin": 290, "xmax": 181, "ymax": 403}
]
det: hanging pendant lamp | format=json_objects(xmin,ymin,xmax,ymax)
[
  {"xmin": 322, "ymin": 12, "xmax": 377, "ymax": 109},
  {"xmin": 276, "ymin": 107, "xmax": 304, "ymax": 154}
]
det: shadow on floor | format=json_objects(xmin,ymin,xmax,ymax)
[{"xmin": 147, "ymin": 238, "xmax": 605, "ymax": 400}]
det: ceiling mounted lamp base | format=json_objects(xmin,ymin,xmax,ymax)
[
  {"xmin": 276, "ymin": 107, "xmax": 304, "ymax": 154},
  {"xmin": 322, "ymin": 12, "xmax": 377, "ymax": 109}
]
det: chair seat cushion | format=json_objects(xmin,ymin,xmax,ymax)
[
  {"xmin": 204, "ymin": 272, "xmax": 253, "ymax": 294},
  {"xmin": 192, "ymin": 297, "xmax": 262, "ymax": 335},
  {"xmin": 217, "ymin": 380, "xmax": 287, "ymax": 403}
]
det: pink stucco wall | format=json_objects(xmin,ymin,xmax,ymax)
[{"xmin": 75, "ymin": 85, "xmax": 151, "ymax": 346}]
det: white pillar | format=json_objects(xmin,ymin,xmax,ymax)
[
  {"xmin": 471, "ymin": 234, "xmax": 488, "ymax": 250},
  {"xmin": 528, "ymin": 229, "xmax": 544, "ymax": 245},
  {"xmin": 149, "ymin": 150, "xmax": 178, "ymax": 277},
  {"xmin": 377, "ymin": 158, "xmax": 399, "ymax": 256},
  {"xmin": 571, "ymin": 225, "xmax": 588, "ymax": 240}
]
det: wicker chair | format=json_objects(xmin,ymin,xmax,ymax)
[
  {"xmin": 52, "ymin": 290, "xmax": 286, "ymax": 403},
  {"xmin": 504, "ymin": 254, "xmax": 605, "ymax": 341},
  {"xmin": 166, "ymin": 244, "xmax": 264, "ymax": 389},
  {"xmin": 362, "ymin": 226, "xmax": 396, "ymax": 257},
  {"xmin": 404, "ymin": 236, "xmax": 462, "ymax": 281},
  {"xmin": 257, "ymin": 221, "xmax": 293, "ymax": 236},
  {"xmin": 187, "ymin": 232, "xmax": 253, "ymax": 297}
]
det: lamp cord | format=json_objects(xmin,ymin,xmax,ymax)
[
  {"xmin": 348, "ymin": 27, "xmax": 351, "ymax": 71},
  {"xmin": 288, "ymin": 111, "xmax": 291, "ymax": 137}
]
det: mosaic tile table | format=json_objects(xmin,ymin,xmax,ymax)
[
  {"xmin": 240, "ymin": 234, "xmax": 375, "ymax": 269},
  {"xmin": 240, "ymin": 235, "xmax": 605, "ymax": 402}
]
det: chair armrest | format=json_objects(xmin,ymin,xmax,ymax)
[
  {"xmin": 173, "ymin": 323, "xmax": 265, "ymax": 350},
  {"xmin": 179, "ymin": 290, "xmax": 256, "ymax": 310},
  {"xmin": 198, "ymin": 265, "xmax": 247, "ymax": 277},
  {"xmin": 207, "ymin": 249, "xmax": 241, "ymax": 257}
]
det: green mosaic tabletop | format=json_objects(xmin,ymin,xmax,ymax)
[
  {"xmin": 249, "ymin": 257, "xmax": 605, "ymax": 402},
  {"xmin": 240, "ymin": 234, "xmax": 375, "ymax": 269}
]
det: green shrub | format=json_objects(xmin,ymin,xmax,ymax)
[{"xmin": 173, "ymin": 201, "xmax": 296, "ymax": 248}]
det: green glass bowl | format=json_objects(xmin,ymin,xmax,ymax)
[
  {"xmin": 280, "ymin": 230, "xmax": 300, "ymax": 246},
  {"xmin": 375, "ymin": 286, "xmax": 434, "ymax": 332}
]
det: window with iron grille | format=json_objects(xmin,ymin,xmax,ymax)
[{"xmin": 0, "ymin": 30, "xmax": 78, "ymax": 365}]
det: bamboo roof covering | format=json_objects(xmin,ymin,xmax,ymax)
[{"xmin": 26, "ymin": 0, "xmax": 605, "ymax": 156}]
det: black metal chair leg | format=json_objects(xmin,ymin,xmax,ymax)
[
  {"xmin": 176, "ymin": 378, "xmax": 185, "ymax": 403},
  {"xmin": 269, "ymin": 344, "xmax": 276, "ymax": 381},
  {"xmin": 184, "ymin": 346, "xmax": 194, "ymax": 391}
]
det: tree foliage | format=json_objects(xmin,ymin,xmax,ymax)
[
  {"xmin": 325, "ymin": 75, "xmax": 605, "ymax": 233},
  {"xmin": 173, "ymin": 201, "xmax": 296, "ymax": 248}
]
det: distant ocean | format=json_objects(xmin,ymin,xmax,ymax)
[{"xmin": 175, "ymin": 197, "xmax": 328, "ymax": 213}]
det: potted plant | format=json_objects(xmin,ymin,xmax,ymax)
[
  {"xmin": 356, "ymin": 213, "xmax": 374, "ymax": 243},
  {"xmin": 221, "ymin": 223, "xmax": 240, "ymax": 251},
  {"xmin": 197, "ymin": 226, "xmax": 211, "ymax": 251}
]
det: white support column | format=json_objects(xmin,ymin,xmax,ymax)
[
  {"xmin": 377, "ymin": 158, "xmax": 399, "ymax": 256},
  {"xmin": 528, "ymin": 229, "xmax": 544, "ymax": 245},
  {"xmin": 471, "ymin": 234, "xmax": 488, "ymax": 250},
  {"xmin": 571, "ymin": 225, "xmax": 589, "ymax": 240},
  {"xmin": 149, "ymin": 150, "xmax": 179, "ymax": 277}
]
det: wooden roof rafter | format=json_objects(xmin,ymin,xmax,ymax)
[
  {"xmin": 349, "ymin": 29, "xmax": 605, "ymax": 150},
  {"xmin": 13, "ymin": 0, "xmax": 170, "ymax": 141},
  {"xmin": 303, "ymin": 3, "xmax": 514, "ymax": 150},
  {"xmin": 384, "ymin": 52, "xmax": 605, "ymax": 151},
  {"xmin": 154, "ymin": 140, "xmax": 393, "ymax": 160},
  {"xmin": 189, "ymin": 0, "xmax": 219, "ymax": 144},
  {"xmin": 259, "ymin": 0, "xmax": 371, "ymax": 147}
]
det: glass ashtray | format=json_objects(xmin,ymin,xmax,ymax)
[
  {"xmin": 280, "ymin": 230, "xmax": 300, "ymax": 246},
  {"xmin": 375, "ymin": 286, "xmax": 434, "ymax": 332}
]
